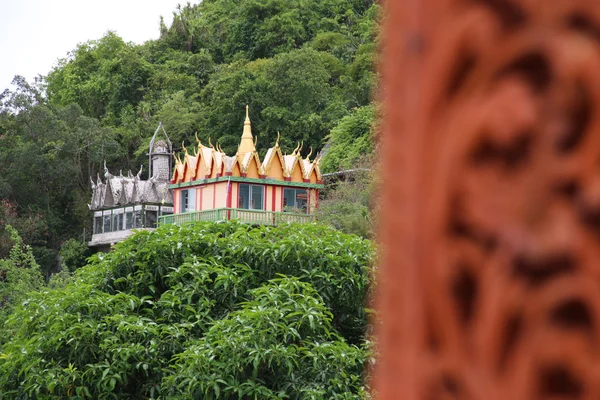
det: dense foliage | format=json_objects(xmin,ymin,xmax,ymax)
[
  {"xmin": 320, "ymin": 105, "xmax": 378, "ymax": 173},
  {"xmin": 0, "ymin": 80, "xmax": 123, "ymax": 275},
  {"xmin": 0, "ymin": 0, "xmax": 379, "ymax": 271},
  {"xmin": 44, "ymin": 0, "xmax": 379, "ymax": 157},
  {"xmin": 0, "ymin": 225, "xmax": 44, "ymax": 333},
  {"xmin": 317, "ymin": 154, "xmax": 379, "ymax": 239},
  {"xmin": 0, "ymin": 221, "xmax": 375, "ymax": 398},
  {"xmin": 58, "ymin": 238, "xmax": 90, "ymax": 273}
]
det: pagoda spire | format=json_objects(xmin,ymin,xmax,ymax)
[{"xmin": 238, "ymin": 104, "xmax": 256, "ymax": 154}]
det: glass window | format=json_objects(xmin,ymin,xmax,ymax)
[
  {"xmin": 188, "ymin": 189, "xmax": 196, "ymax": 212},
  {"xmin": 134, "ymin": 210, "xmax": 143, "ymax": 228},
  {"xmin": 94, "ymin": 216, "xmax": 103, "ymax": 234},
  {"xmin": 180, "ymin": 189, "xmax": 196, "ymax": 212},
  {"xmin": 238, "ymin": 184, "xmax": 249, "ymax": 209},
  {"xmin": 251, "ymin": 185, "xmax": 263, "ymax": 210},
  {"xmin": 125, "ymin": 212, "xmax": 133, "ymax": 229},
  {"xmin": 145, "ymin": 210, "xmax": 158, "ymax": 228},
  {"xmin": 238, "ymin": 184, "xmax": 264, "ymax": 210},
  {"xmin": 180, "ymin": 190, "xmax": 188, "ymax": 212},
  {"xmin": 112, "ymin": 213, "xmax": 119, "ymax": 231},
  {"xmin": 103, "ymin": 215, "xmax": 112, "ymax": 233},
  {"xmin": 283, "ymin": 188, "xmax": 308, "ymax": 213}
]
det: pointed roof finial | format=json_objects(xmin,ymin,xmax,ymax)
[
  {"xmin": 292, "ymin": 142, "xmax": 300, "ymax": 156},
  {"xmin": 275, "ymin": 131, "xmax": 280, "ymax": 147},
  {"xmin": 193, "ymin": 133, "xmax": 200, "ymax": 155},
  {"xmin": 238, "ymin": 104, "xmax": 255, "ymax": 154},
  {"xmin": 306, "ymin": 147, "xmax": 313, "ymax": 160}
]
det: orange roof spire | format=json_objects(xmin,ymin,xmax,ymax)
[{"xmin": 238, "ymin": 104, "xmax": 256, "ymax": 154}]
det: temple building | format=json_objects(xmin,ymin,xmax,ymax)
[
  {"xmin": 161, "ymin": 106, "xmax": 324, "ymax": 226},
  {"xmin": 88, "ymin": 124, "xmax": 174, "ymax": 251}
]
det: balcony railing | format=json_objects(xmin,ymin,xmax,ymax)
[{"xmin": 158, "ymin": 208, "xmax": 315, "ymax": 226}]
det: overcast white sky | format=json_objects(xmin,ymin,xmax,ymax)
[{"xmin": 0, "ymin": 0, "xmax": 188, "ymax": 92}]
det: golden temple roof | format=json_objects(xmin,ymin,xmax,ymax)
[
  {"xmin": 238, "ymin": 105, "xmax": 256, "ymax": 154},
  {"xmin": 172, "ymin": 106, "xmax": 322, "ymax": 184}
]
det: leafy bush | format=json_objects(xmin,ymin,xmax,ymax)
[
  {"xmin": 0, "ymin": 221, "xmax": 374, "ymax": 399},
  {"xmin": 317, "ymin": 155, "xmax": 380, "ymax": 239},
  {"xmin": 0, "ymin": 225, "xmax": 43, "ymax": 335},
  {"xmin": 164, "ymin": 277, "xmax": 368, "ymax": 399},
  {"xmin": 59, "ymin": 238, "xmax": 90, "ymax": 273}
]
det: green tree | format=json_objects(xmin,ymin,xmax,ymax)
[
  {"xmin": 316, "ymin": 167, "xmax": 378, "ymax": 239},
  {"xmin": 58, "ymin": 238, "xmax": 89, "ymax": 273},
  {"xmin": 46, "ymin": 32, "xmax": 153, "ymax": 125},
  {"xmin": 0, "ymin": 225, "xmax": 43, "ymax": 335},
  {"xmin": 0, "ymin": 79, "xmax": 122, "ymax": 275},
  {"xmin": 0, "ymin": 200, "xmax": 48, "ymax": 260},
  {"xmin": 42, "ymin": 0, "xmax": 380, "ymax": 160},
  {"xmin": 320, "ymin": 104, "xmax": 378, "ymax": 173},
  {"xmin": 0, "ymin": 221, "xmax": 374, "ymax": 398},
  {"xmin": 164, "ymin": 277, "xmax": 368, "ymax": 399},
  {"xmin": 197, "ymin": 49, "xmax": 347, "ymax": 155}
]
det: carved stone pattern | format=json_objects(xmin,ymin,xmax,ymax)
[
  {"xmin": 153, "ymin": 139, "xmax": 168, "ymax": 154},
  {"xmin": 152, "ymin": 154, "xmax": 170, "ymax": 181},
  {"xmin": 378, "ymin": 1, "xmax": 600, "ymax": 399}
]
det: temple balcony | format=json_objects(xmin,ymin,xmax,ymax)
[
  {"xmin": 158, "ymin": 207, "xmax": 315, "ymax": 226},
  {"xmin": 89, "ymin": 228, "xmax": 155, "ymax": 248}
]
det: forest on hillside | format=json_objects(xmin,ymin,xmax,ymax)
[{"xmin": 0, "ymin": 0, "xmax": 380, "ymax": 275}]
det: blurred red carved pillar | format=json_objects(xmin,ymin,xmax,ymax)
[{"xmin": 377, "ymin": 0, "xmax": 600, "ymax": 399}]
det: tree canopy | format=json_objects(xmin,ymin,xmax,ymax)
[
  {"xmin": 45, "ymin": 0, "xmax": 380, "ymax": 158},
  {"xmin": 0, "ymin": 221, "xmax": 375, "ymax": 398}
]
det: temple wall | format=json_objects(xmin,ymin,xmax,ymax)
[
  {"xmin": 267, "ymin": 157, "xmax": 285, "ymax": 180},
  {"xmin": 194, "ymin": 187, "xmax": 202, "ymax": 210},
  {"xmin": 197, "ymin": 160, "xmax": 208, "ymax": 178},
  {"xmin": 231, "ymin": 182, "xmax": 238, "ymax": 208},
  {"xmin": 214, "ymin": 182, "xmax": 228, "ymax": 208},
  {"xmin": 273, "ymin": 186, "xmax": 282, "ymax": 212},
  {"xmin": 309, "ymin": 189, "xmax": 317, "ymax": 214},
  {"xmin": 246, "ymin": 159, "xmax": 260, "ymax": 179},
  {"xmin": 291, "ymin": 166, "xmax": 302, "ymax": 182},
  {"xmin": 198, "ymin": 186, "xmax": 208, "ymax": 210},
  {"xmin": 173, "ymin": 190, "xmax": 181, "ymax": 214}
]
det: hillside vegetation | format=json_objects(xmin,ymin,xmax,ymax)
[
  {"xmin": 0, "ymin": 222, "xmax": 375, "ymax": 399},
  {"xmin": 0, "ymin": 0, "xmax": 379, "ymax": 272}
]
